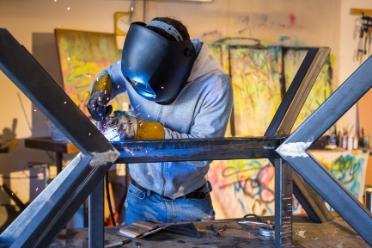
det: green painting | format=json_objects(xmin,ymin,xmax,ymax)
[{"xmin": 55, "ymin": 29, "xmax": 128, "ymax": 116}]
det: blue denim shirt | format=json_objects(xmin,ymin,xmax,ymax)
[{"xmin": 102, "ymin": 39, "xmax": 233, "ymax": 199}]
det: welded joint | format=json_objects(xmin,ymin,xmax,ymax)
[
  {"xmin": 90, "ymin": 149, "xmax": 120, "ymax": 166},
  {"xmin": 276, "ymin": 142, "xmax": 312, "ymax": 158}
]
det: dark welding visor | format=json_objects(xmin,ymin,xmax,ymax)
[{"xmin": 121, "ymin": 22, "xmax": 197, "ymax": 104}]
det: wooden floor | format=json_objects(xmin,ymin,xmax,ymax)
[{"xmin": 50, "ymin": 217, "xmax": 370, "ymax": 248}]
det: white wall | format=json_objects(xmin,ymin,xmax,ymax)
[
  {"xmin": 0, "ymin": 0, "xmax": 353, "ymax": 204},
  {"xmin": 0, "ymin": 0, "xmax": 341, "ymax": 139},
  {"xmin": 0, "ymin": 0, "xmax": 141, "ymax": 138},
  {"xmin": 338, "ymin": 0, "xmax": 372, "ymax": 135}
]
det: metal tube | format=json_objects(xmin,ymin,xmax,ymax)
[{"xmin": 114, "ymin": 137, "xmax": 282, "ymax": 163}]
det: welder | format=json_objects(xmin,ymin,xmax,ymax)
[{"xmin": 87, "ymin": 17, "xmax": 233, "ymax": 225}]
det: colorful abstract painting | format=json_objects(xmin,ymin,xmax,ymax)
[
  {"xmin": 208, "ymin": 45, "xmax": 333, "ymax": 136},
  {"xmin": 229, "ymin": 47, "xmax": 282, "ymax": 136},
  {"xmin": 283, "ymin": 48, "xmax": 333, "ymax": 130},
  {"xmin": 310, "ymin": 150, "xmax": 368, "ymax": 202},
  {"xmin": 208, "ymin": 151, "xmax": 369, "ymax": 219},
  {"xmin": 209, "ymin": 159, "xmax": 275, "ymax": 218},
  {"xmin": 55, "ymin": 29, "xmax": 128, "ymax": 115}
]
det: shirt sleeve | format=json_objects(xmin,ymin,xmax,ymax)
[
  {"xmin": 164, "ymin": 73, "xmax": 233, "ymax": 167},
  {"xmin": 91, "ymin": 60, "xmax": 127, "ymax": 98}
]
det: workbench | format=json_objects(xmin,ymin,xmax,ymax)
[
  {"xmin": 50, "ymin": 217, "xmax": 369, "ymax": 247},
  {"xmin": 24, "ymin": 137, "xmax": 78, "ymax": 173}
]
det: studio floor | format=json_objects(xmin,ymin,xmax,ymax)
[{"xmin": 50, "ymin": 217, "xmax": 369, "ymax": 248}]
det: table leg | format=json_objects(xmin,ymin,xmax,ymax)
[{"xmin": 55, "ymin": 152, "xmax": 63, "ymax": 174}]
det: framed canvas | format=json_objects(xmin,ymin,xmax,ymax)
[{"xmin": 55, "ymin": 29, "xmax": 129, "ymax": 116}]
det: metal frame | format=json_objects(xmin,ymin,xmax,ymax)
[
  {"xmin": 0, "ymin": 28, "xmax": 371, "ymax": 247},
  {"xmin": 225, "ymin": 44, "xmax": 333, "ymax": 223},
  {"xmin": 276, "ymin": 56, "xmax": 372, "ymax": 244}
]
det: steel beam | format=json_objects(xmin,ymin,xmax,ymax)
[
  {"xmin": 277, "ymin": 56, "xmax": 372, "ymax": 246},
  {"xmin": 113, "ymin": 137, "xmax": 282, "ymax": 163},
  {"xmin": 265, "ymin": 47, "xmax": 333, "ymax": 223}
]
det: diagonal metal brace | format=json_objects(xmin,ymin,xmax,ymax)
[
  {"xmin": 265, "ymin": 47, "xmax": 333, "ymax": 225},
  {"xmin": 277, "ymin": 56, "xmax": 372, "ymax": 246}
]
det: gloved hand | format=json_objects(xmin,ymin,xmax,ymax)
[
  {"xmin": 87, "ymin": 73, "xmax": 113, "ymax": 121},
  {"xmin": 101, "ymin": 112, "xmax": 165, "ymax": 140},
  {"xmin": 87, "ymin": 91, "xmax": 112, "ymax": 121}
]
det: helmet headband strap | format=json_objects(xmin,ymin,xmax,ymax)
[{"xmin": 147, "ymin": 20, "xmax": 184, "ymax": 42}]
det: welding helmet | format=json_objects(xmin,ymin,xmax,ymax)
[{"xmin": 121, "ymin": 21, "xmax": 197, "ymax": 104}]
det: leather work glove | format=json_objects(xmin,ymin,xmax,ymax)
[
  {"xmin": 101, "ymin": 112, "xmax": 165, "ymax": 141},
  {"xmin": 87, "ymin": 73, "xmax": 113, "ymax": 121}
]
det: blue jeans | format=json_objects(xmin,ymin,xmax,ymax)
[{"xmin": 123, "ymin": 183, "xmax": 215, "ymax": 225}]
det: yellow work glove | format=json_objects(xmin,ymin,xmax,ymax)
[
  {"xmin": 136, "ymin": 119, "xmax": 165, "ymax": 140},
  {"xmin": 101, "ymin": 112, "xmax": 165, "ymax": 140},
  {"xmin": 87, "ymin": 73, "xmax": 113, "ymax": 121}
]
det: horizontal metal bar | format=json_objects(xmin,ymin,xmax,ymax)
[
  {"xmin": 113, "ymin": 137, "xmax": 283, "ymax": 163},
  {"xmin": 279, "ymin": 153, "xmax": 372, "ymax": 246},
  {"xmin": 0, "ymin": 28, "xmax": 113, "ymax": 154},
  {"xmin": 24, "ymin": 137, "xmax": 70, "ymax": 153}
]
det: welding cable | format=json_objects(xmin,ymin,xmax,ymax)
[
  {"xmin": 243, "ymin": 213, "xmax": 265, "ymax": 223},
  {"xmin": 105, "ymin": 172, "xmax": 116, "ymax": 226}
]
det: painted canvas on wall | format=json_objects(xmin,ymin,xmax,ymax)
[
  {"xmin": 229, "ymin": 47, "xmax": 282, "ymax": 136},
  {"xmin": 209, "ymin": 159, "xmax": 275, "ymax": 218},
  {"xmin": 55, "ymin": 29, "xmax": 128, "ymax": 115},
  {"xmin": 207, "ymin": 44, "xmax": 363, "ymax": 219},
  {"xmin": 209, "ymin": 151, "xmax": 369, "ymax": 219},
  {"xmin": 310, "ymin": 150, "xmax": 368, "ymax": 202}
]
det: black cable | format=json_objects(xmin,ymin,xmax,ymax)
[
  {"xmin": 105, "ymin": 172, "xmax": 116, "ymax": 226},
  {"xmin": 243, "ymin": 213, "xmax": 265, "ymax": 223}
]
